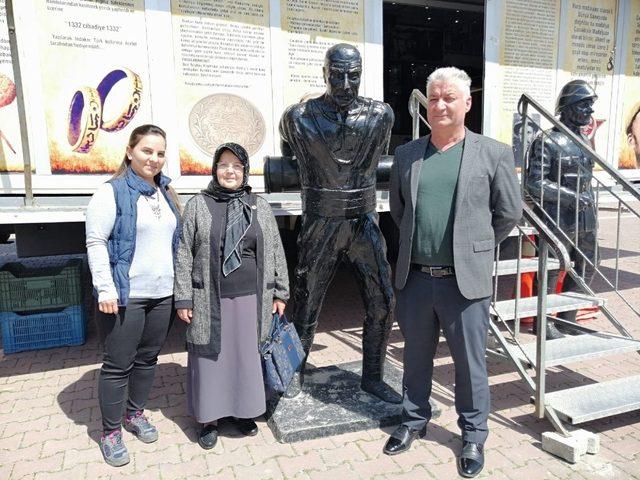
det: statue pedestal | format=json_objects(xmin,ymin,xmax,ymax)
[{"xmin": 266, "ymin": 360, "xmax": 440, "ymax": 443}]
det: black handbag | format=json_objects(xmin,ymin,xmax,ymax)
[{"xmin": 259, "ymin": 313, "xmax": 305, "ymax": 396}]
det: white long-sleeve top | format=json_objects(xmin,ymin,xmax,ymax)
[{"xmin": 85, "ymin": 183, "xmax": 177, "ymax": 303}]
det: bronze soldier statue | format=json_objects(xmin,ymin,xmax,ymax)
[
  {"xmin": 279, "ymin": 43, "xmax": 399, "ymax": 403},
  {"xmin": 526, "ymin": 79, "xmax": 598, "ymax": 338}
]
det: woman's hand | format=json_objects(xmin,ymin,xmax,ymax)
[
  {"xmin": 272, "ymin": 299, "xmax": 286, "ymax": 316},
  {"xmin": 177, "ymin": 308, "xmax": 193, "ymax": 324},
  {"xmin": 98, "ymin": 299, "xmax": 119, "ymax": 314}
]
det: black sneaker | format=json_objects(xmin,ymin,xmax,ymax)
[{"xmin": 198, "ymin": 423, "xmax": 218, "ymax": 450}]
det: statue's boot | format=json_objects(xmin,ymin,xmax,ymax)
[
  {"xmin": 361, "ymin": 377, "xmax": 402, "ymax": 404},
  {"xmin": 532, "ymin": 319, "xmax": 564, "ymax": 340},
  {"xmin": 555, "ymin": 311, "xmax": 584, "ymax": 336},
  {"xmin": 283, "ymin": 371, "xmax": 302, "ymax": 399}
]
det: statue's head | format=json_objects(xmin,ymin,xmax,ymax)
[
  {"xmin": 323, "ymin": 43, "xmax": 362, "ymax": 109},
  {"xmin": 555, "ymin": 80, "xmax": 597, "ymax": 128}
]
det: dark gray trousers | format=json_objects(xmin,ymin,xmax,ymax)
[
  {"xmin": 98, "ymin": 296, "xmax": 174, "ymax": 432},
  {"xmin": 396, "ymin": 271, "xmax": 491, "ymax": 444}
]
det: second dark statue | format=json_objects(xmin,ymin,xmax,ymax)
[
  {"xmin": 525, "ymin": 79, "xmax": 599, "ymax": 338},
  {"xmin": 279, "ymin": 43, "xmax": 400, "ymax": 403}
]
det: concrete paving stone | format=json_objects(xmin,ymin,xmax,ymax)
[
  {"xmin": 276, "ymin": 450, "xmax": 326, "ymax": 477},
  {"xmin": 23, "ymin": 424, "xmax": 70, "ymax": 450},
  {"xmin": 10, "ymin": 394, "xmax": 55, "ymax": 414},
  {"xmin": 0, "ymin": 386, "xmax": 39, "ymax": 402},
  {"xmin": 0, "ymin": 464, "xmax": 14, "ymax": 479},
  {"xmin": 62, "ymin": 447, "xmax": 102, "ymax": 469},
  {"xmin": 354, "ymin": 437, "xmax": 388, "ymax": 461},
  {"xmin": 247, "ymin": 442, "xmax": 296, "ymax": 464},
  {"xmin": 318, "ymin": 441, "xmax": 367, "ymax": 467},
  {"xmin": 356, "ymin": 454, "xmax": 407, "ymax": 478},
  {"xmin": 382, "ymin": 466, "xmax": 431, "ymax": 480},
  {"xmin": 498, "ymin": 439, "xmax": 550, "ymax": 468},
  {"xmin": 233, "ymin": 458, "xmax": 283, "ymax": 480},
  {"xmin": 204, "ymin": 445, "xmax": 253, "ymax": 473},
  {"xmin": 418, "ymin": 461, "xmax": 463, "ymax": 479},
  {"xmin": 133, "ymin": 444, "xmax": 182, "ymax": 471},
  {"xmin": 291, "ymin": 436, "xmax": 337, "ymax": 455},
  {"xmin": 178, "ymin": 443, "xmax": 208, "ymax": 463},
  {"xmin": 10, "ymin": 452, "xmax": 63, "ymax": 479},
  {"xmin": 385, "ymin": 444, "xmax": 439, "ymax": 472},
  {"xmin": 3, "ymin": 415, "xmax": 49, "ymax": 438},
  {"xmin": 329, "ymin": 429, "xmax": 376, "ymax": 447},
  {"xmin": 421, "ymin": 441, "xmax": 456, "ymax": 465},
  {"xmin": 0, "ymin": 431, "xmax": 24, "ymax": 451},
  {"xmin": 33, "ymin": 464, "xmax": 87, "ymax": 480},
  {"xmin": 156, "ymin": 455, "xmax": 208, "ymax": 479},
  {"xmin": 307, "ymin": 464, "xmax": 359, "ymax": 480},
  {"xmin": 3, "ymin": 441, "xmax": 43, "ymax": 467}
]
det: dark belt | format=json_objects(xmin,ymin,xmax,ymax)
[
  {"xmin": 302, "ymin": 186, "xmax": 377, "ymax": 218},
  {"xmin": 411, "ymin": 264, "xmax": 455, "ymax": 277}
]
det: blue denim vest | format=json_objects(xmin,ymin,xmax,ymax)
[{"xmin": 107, "ymin": 168, "xmax": 181, "ymax": 306}]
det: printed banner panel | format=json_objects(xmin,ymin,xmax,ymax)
[
  {"xmin": 618, "ymin": 1, "xmax": 640, "ymax": 169},
  {"xmin": 0, "ymin": 0, "xmax": 24, "ymax": 172},
  {"xmin": 36, "ymin": 0, "xmax": 152, "ymax": 174},
  {"xmin": 171, "ymin": 0, "xmax": 273, "ymax": 175}
]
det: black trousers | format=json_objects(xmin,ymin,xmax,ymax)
[
  {"xmin": 396, "ymin": 271, "xmax": 491, "ymax": 444},
  {"xmin": 291, "ymin": 212, "xmax": 394, "ymax": 380},
  {"xmin": 98, "ymin": 296, "xmax": 174, "ymax": 432}
]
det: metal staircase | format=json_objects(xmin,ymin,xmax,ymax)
[{"xmin": 408, "ymin": 89, "xmax": 640, "ymax": 461}]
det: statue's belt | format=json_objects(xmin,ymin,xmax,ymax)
[{"xmin": 302, "ymin": 186, "xmax": 377, "ymax": 218}]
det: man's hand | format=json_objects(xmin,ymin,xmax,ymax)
[
  {"xmin": 272, "ymin": 299, "xmax": 286, "ymax": 316},
  {"xmin": 177, "ymin": 308, "xmax": 193, "ymax": 324},
  {"xmin": 98, "ymin": 299, "xmax": 118, "ymax": 314}
]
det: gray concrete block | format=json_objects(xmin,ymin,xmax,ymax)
[
  {"xmin": 542, "ymin": 431, "xmax": 589, "ymax": 463},
  {"xmin": 573, "ymin": 429, "xmax": 600, "ymax": 454}
]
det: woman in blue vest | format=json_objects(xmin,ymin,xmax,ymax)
[
  {"xmin": 86, "ymin": 124, "xmax": 181, "ymax": 467},
  {"xmin": 174, "ymin": 142, "xmax": 289, "ymax": 450}
]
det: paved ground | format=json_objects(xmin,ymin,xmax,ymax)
[{"xmin": 1, "ymin": 209, "xmax": 640, "ymax": 479}]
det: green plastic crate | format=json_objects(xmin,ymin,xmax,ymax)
[{"xmin": 0, "ymin": 259, "xmax": 83, "ymax": 312}]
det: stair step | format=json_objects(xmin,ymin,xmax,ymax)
[
  {"xmin": 508, "ymin": 226, "xmax": 536, "ymax": 237},
  {"xmin": 543, "ymin": 375, "xmax": 640, "ymax": 424},
  {"xmin": 494, "ymin": 258, "xmax": 560, "ymax": 276},
  {"xmin": 492, "ymin": 292, "xmax": 604, "ymax": 321},
  {"xmin": 513, "ymin": 333, "xmax": 640, "ymax": 367}
]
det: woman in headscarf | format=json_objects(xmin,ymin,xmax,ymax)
[{"xmin": 174, "ymin": 142, "xmax": 289, "ymax": 450}]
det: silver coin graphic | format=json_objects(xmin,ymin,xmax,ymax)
[{"xmin": 189, "ymin": 93, "xmax": 266, "ymax": 156}]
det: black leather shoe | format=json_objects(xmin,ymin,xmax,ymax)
[
  {"xmin": 361, "ymin": 378, "xmax": 402, "ymax": 404},
  {"xmin": 283, "ymin": 372, "xmax": 302, "ymax": 398},
  {"xmin": 198, "ymin": 423, "xmax": 218, "ymax": 450},
  {"xmin": 457, "ymin": 441, "xmax": 484, "ymax": 478},
  {"xmin": 383, "ymin": 424, "xmax": 427, "ymax": 455},
  {"xmin": 233, "ymin": 417, "xmax": 259, "ymax": 436}
]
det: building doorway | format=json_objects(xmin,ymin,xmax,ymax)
[{"xmin": 383, "ymin": 0, "xmax": 485, "ymax": 151}]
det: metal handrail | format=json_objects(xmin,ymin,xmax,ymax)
[
  {"xmin": 518, "ymin": 93, "xmax": 640, "ymax": 335},
  {"xmin": 518, "ymin": 94, "xmax": 640, "ymax": 202}
]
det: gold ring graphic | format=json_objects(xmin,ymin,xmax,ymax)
[
  {"xmin": 97, "ymin": 68, "xmax": 143, "ymax": 132},
  {"xmin": 67, "ymin": 86, "xmax": 102, "ymax": 153}
]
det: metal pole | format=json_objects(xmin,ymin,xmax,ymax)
[
  {"xmin": 519, "ymin": 101, "xmax": 528, "ymax": 199},
  {"xmin": 535, "ymin": 240, "xmax": 549, "ymax": 418},
  {"xmin": 5, "ymin": 0, "xmax": 34, "ymax": 206}
]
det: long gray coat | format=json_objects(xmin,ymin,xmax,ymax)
[
  {"xmin": 390, "ymin": 129, "xmax": 522, "ymax": 299},
  {"xmin": 174, "ymin": 193, "xmax": 290, "ymax": 356}
]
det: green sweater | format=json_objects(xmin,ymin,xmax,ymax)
[{"xmin": 411, "ymin": 140, "xmax": 464, "ymax": 266}]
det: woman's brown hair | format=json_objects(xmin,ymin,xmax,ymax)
[{"xmin": 112, "ymin": 124, "xmax": 181, "ymax": 212}]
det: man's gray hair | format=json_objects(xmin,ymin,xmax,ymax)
[{"xmin": 426, "ymin": 67, "xmax": 472, "ymax": 97}]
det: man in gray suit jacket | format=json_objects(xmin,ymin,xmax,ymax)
[{"xmin": 384, "ymin": 67, "xmax": 521, "ymax": 478}]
